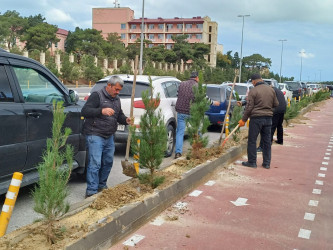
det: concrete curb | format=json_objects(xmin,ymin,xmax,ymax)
[{"xmin": 65, "ymin": 143, "xmax": 247, "ymax": 249}]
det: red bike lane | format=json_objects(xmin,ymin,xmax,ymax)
[{"xmin": 111, "ymin": 99, "xmax": 333, "ymax": 250}]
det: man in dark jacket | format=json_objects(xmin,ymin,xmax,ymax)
[
  {"xmin": 238, "ymin": 73, "xmax": 279, "ymax": 169},
  {"xmin": 82, "ymin": 75, "xmax": 132, "ymax": 197}
]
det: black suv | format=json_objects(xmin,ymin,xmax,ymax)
[
  {"xmin": 0, "ymin": 49, "xmax": 86, "ymax": 194},
  {"xmin": 285, "ymin": 81, "xmax": 305, "ymax": 99}
]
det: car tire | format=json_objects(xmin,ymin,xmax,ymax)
[{"xmin": 165, "ymin": 124, "xmax": 175, "ymax": 157}]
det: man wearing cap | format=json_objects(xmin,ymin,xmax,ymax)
[
  {"xmin": 174, "ymin": 71, "xmax": 219, "ymax": 159},
  {"xmin": 238, "ymin": 73, "xmax": 279, "ymax": 169}
]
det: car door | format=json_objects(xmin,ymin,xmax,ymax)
[
  {"xmin": 0, "ymin": 63, "xmax": 27, "ymax": 178},
  {"xmin": 160, "ymin": 80, "xmax": 180, "ymax": 122}
]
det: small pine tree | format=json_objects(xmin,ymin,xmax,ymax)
[
  {"xmin": 187, "ymin": 80, "xmax": 211, "ymax": 158},
  {"xmin": 130, "ymin": 77, "xmax": 167, "ymax": 188},
  {"xmin": 32, "ymin": 101, "xmax": 73, "ymax": 244},
  {"xmin": 229, "ymin": 105, "xmax": 243, "ymax": 142}
]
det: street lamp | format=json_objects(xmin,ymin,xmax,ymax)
[
  {"xmin": 278, "ymin": 39, "xmax": 287, "ymax": 83},
  {"xmin": 139, "ymin": 0, "xmax": 145, "ymax": 75},
  {"xmin": 299, "ymin": 51, "xmax": 306, "ymax": 81},
  {"xmin": 237, "ymin": 14, "xmax": 250, "ymax": 83}
]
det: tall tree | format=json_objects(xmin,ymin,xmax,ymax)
[
  {"xmin": 172, "ymin": 34, "xmax": 193, "ymax": 63},
  {"xmin": 242, "ymin": 53, "xmax": 272, "ymax": 70},
  {"xmin": 103, "ymin": 32, "xmax": 127, "ymax": 59},
  {"xmin": 216, "ymin": 51, "xmax": 232, "ymax": 68},
  {"xmin": 0, "ymin": 10, "xmax": 26, "ymax": 49}
]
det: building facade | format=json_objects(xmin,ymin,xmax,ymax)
[{"xmin": 92, "ymin": 7, "xmax": 220, "ymax": 67}]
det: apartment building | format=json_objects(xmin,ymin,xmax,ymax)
[{"xmin": 92, "ymin": 7, "xmax": 220, "ymax": 67}]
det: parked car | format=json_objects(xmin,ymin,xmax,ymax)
[
  {"xmin": 300, "ymin": 82, "xmax": 312, "ymax": 96},
  {"xmin": 221, "ymin": 82, "xmax": 253, "ymax": 101},
  {"xmin": 205, "ymin": 84, "xmax": 237, "ymax": 126},
  {"xmin": 285, "ymin": 81, "xmax": 305, "ymax": 99},
  {"xmin": 307, "ymin": 83, "xmax": 321, "ymax": 93},
  {"xmin": 0, "ymin": 49, "xmax": 86, "ymax": 194},
  {"xmin": 278, "ymin": 83, "xmax": 293, "ymax": 102},
  {"xmin": 87, "ymin": 75, "xmax": 181, "ymax": 157},
  {"xmin": 263, "ymin": 78, "xmax": 280, "ymax": 88}
]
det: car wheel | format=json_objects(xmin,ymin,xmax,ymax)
[{"xmin": 165, "ymin": 124, "xmax": 175, "ymax": 157}]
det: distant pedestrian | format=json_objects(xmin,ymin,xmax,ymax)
[
  {"xmin": 174, "ymin": 71, "xmax": 220, "ymax": 159},
  {"xmin": 82, "ymin": 76, "xmax": 132, "ymax": 197},
  {"xmin": 238, "ymin": 73, "xmax": 279, "ymax": 169},
  {"xmin": 257, "ymin": 84, "xmax": 286, "ymax": 152}
]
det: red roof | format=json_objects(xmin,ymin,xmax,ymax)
[
  {"xmin": 128, "ymin": 17, "xmax": 204, "ymax": 24},
  {"xmin": 57, "ymin": 28, "xmax": 69, "ymax": 36}
]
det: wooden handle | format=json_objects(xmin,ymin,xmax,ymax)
[{"xmin": 221, "ymin": 124, "xmax": 240, "ymax": 148}]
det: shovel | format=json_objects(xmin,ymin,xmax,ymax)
[
  {"xmin": 121, "ymin": 55, "xmax": 139, "ymax": 178},
  {"xmin": 221, "ymin": 124, "xmax": 240, "ymax": 149}
]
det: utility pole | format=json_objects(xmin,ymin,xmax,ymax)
[
  {"xmin": 299, "ymin": 51, "xmax": 306, "ymax": 82},
  {"xmin": 278, "ymin": 39, "xmax": 287, "ymax": 83},
  {"xmin": 237, "ymin": 14, "xmax": 250, "ymax": 83},
  {"xmin": 139, "ymin": 0, "xmax": 145, "ymax": 75}
]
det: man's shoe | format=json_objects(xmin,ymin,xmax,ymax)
[
  {"xmin": 262, "ymin": 164, "xmax": 270, "ymax": 169},
  {"xmin": 98, "ymin": 186, "xmax": 108, "ymax": 192},
  {"xmin": 175, "ymin": 153, "xmax": 182, "ymax": 159},
  {"xmin": 242, "ymin": 161, "xmax": 257, "ymax": 168},
  {"xmin": 274, "ymin": 140, "xmax": 283, "ymax": 145},
  {"xmin": 85, "ymin": 193, "xmax": 96, "ymax": 198},
  {"xmin": 257, "ymin": 147, "xmax": 263, "ymax": 152}
]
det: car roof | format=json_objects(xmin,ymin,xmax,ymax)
[{"xmin": 97, "ymin": 74, "xmax": 179, "ymax": 83}]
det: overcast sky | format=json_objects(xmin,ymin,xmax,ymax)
[{"xmin": 3, "ymin": 0, "xmax": 333, "ymax": 81}]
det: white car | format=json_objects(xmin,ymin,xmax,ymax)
[
  {"xmin": 307, "ymin": 83, "xmax": 321, "ymax": 94},
  {"xmin": 88, "ymin": 74, "xmax": 181, "ymax": 157},
  {"xmin": 279, "ymin": 83, "xmax": 293, "ymax": 102},
  {"xmin": 222, "ymin": 82, "xmax": 253, "ymax": 101}
]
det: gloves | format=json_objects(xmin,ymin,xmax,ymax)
[{"xmin": 238, "ymin": 119, "xmax": 246, "ymax": 127}]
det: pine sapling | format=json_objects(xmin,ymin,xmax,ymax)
[{"xmin": 32, "ymin": 101, "xmax": 73, "ymax": 244}]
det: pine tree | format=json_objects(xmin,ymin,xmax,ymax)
[
  {"xmin": 130, "ymin": 77, "xmax": 167, "ymax": 188},
  {"xmin": 32, "ymin": 101, "xmax": 73, "ymax": 244},
  {"xmin": 229, "ymin": 105, "xmax": 243, "ymax": 142},
  {"xmin": 187, "ymin": 79, "xmax": 211, "ymax": 158}
]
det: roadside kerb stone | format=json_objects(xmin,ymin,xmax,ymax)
[{"xmin": 65, "ymin": 142, "xmax": 247, "ymax": 249}]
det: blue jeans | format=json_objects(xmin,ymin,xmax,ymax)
[
  {"xmin": 85, "ymin": 134, "xmax": 115, "ymax": 196},
  {"xmin": 175, "ymin": 113, "xmax": 189, "ymax": 154}
]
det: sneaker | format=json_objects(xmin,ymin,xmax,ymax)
[
  {"xmin": 274, "ymin": 140, "xmax": 283, "ymax": 145},
  {"xmin": 242, "ymin": 161, "xmax": 257, "ymax": 168},
  {"xmin": 175, "ymin": 153, "xmax": 182, "ymax": 159},
  {"xmin": 256, "ymin": 147, "xmax": 263, "ymax": 152},
  {"xmin": 262, "ymin": 164, "xmax": 270, "ymax": 169}
]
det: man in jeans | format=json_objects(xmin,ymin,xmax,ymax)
[
  {"xmin": 174, "ymin": 71, "xmax": 219, "ymax": 159},
  {"xmin": 238, "ymin": 73, "xmax": 279, "ymax": 169},
  {"xmin": 82, "ymin": 76, "xmax": 132, "ymax": 197}
]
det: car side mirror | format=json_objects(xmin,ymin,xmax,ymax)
[{"xmin": 69, "ymin": 89, "xmax": 79, "ymax": 104}]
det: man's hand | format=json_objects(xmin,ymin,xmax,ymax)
[
  {"xmin": 126, "ymin": 117, "xmax": 134, "ymax": 125},
  {"xmin": 237, "ymin": 101, "xmax": 242, "ymax": 107},
  {"xmin": 102, "ymin": 108, "xmax": 115, "ymax": 116},
  {"xmin": 213, "ymin": 101, "xmax": 220, "ymax": 106},
  {"xmin": 238, "ymin": 119, "xmax": 246, "ymax": 127}
]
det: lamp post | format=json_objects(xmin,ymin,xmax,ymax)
[
  {"xmin": 299, "ymin": 51, "xmax": 305, "ymax": 81},
  {"xmin": 237, "ymin": 14, "xmax": 250, "ymax": 83},
  {"xmin": 278, "ymin": 39, "xmax": 287, "ymax": 83},
  {"xmin": 139, "ymin": 0, "xmax": 145, "ymax": 75}
]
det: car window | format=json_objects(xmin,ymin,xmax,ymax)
[
  {"xmin": 13, "ymin": 66, "xmax": 64, "ymax": 103},
  {"xmin": 162, "ymin": 81, "xmax": 179, "ymax": 98},
  {"xmin": 0, "ymin": 65, "xmax": 14, "ymax": 102},
  {"xmin": 233, "ymin": 85, "xmax": 247, "ymax": 95},
  {"xmin": 286, "ymin": 82, "xmax": 300, "ymax": 89},
  {"xmin": 206, "ymin": 87, "xmax": 221, "ymax": 102}
]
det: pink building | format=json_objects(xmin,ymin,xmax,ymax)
[{"xmin": 92, "ymin": 7, "xmax": 221, "ymax": 67}]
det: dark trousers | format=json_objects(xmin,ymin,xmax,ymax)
[
  {"xmin": 271, "ymin": 112, "xmax": 284, "ymax": 144},
  {"xmin": 248, "ymin": 117, "xmax": 272, "ymax": 166}
]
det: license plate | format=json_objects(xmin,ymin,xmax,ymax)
[{"xmin": 117, "ymin": 124, "xmax": 125, "ymax": 131}]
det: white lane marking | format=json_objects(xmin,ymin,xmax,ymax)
[
  {"xmin": 304, "ymin": 212, "xmax": 316, "ymax": 221},
  {"xmin": 189, "ymin": 190, "xmax": 203, "ymax": 197},
  {"xmin": 324, "ymin": 157, "xmax": 330, "ymax": 160},
  {"xmin": 329, "ymin": 142, "xmax": 333, "ymax": 144},
  {"xmin": 308, "ymin": 200, "xmax": 319, "ymax": 207},
  {"xmin": 325, "ymin": 152, "xmax": 331, "ymax": 155},
  {"xmin": 320, "ymin": 167, "xmax": 327, "ymax": 171},
  {"xmin": 322, "ymin": 162, "xmax": 328, "ymax": 165},
  {"xmin": 315, "ymin": 180, "xmax": 324, "ymax": 185},
  {"xmin": 328, "ymin": 145, "xmax": 333, "ymax": 148},
  {"xmin": 205, "ymin": 180, "xmax": 216, "ymax": 186},
  {"xmin": 327, "ymin": 149, "xmax": 332, "ymax": 152},
  {"xmin": 230, "ymin": 197, "xmax": 249, "ymax": 206},
  {"xmin": 312, "ymin": 188, "xmax": 321, "ymax": 194},
  {"xmin": 150, "ymin": 216, "xmax": 165, "ymax": 226},
  {"xmin": 123, "ymin": 234, "xmax": 145, "ymax": 246},
  {"xmin": 318, "ymin": 173, "xmax": 326, "ymax": 178},
  {"xmin": 298, "ymin": 229, "xmax": 311, "ymax": 239},
  {"xmin": 173, "ymin": 202, "xmax": 188, "ymax": 209}
]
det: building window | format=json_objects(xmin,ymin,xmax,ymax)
[
  {"xmin": 166, "ymin": 24, "xmax": 173, "ymax": 30},
  {"xmin": 166, "ymin": 34, "xmax": 172, "ymax": 39},
  {"xmin": 196, "ymin": 34, "xmax": 202, "ymax": 39},
  {"xmin": 185, "ymin": 24, "xmax": 192, "ymax": 29},
  {"xmin": 148, "ymin": 44, "xmax": 154, "ymax": 48},
  {"xmin": 148, "ymin": 24, "xmax": 154, "ymax": 29},
  {"xmin": 55, "ymin": 42, "xmax": 58, "ymax": 48},
  {"xmin": 158, "ymin": 34, "xmax": 163, "ymax": 39},
  {"xmin": 131, "ymin": 34, "xmax": 136, "ymax": 39},
  {"xmin": 209, "ymin": 34, "xmax": 211, "ymax": 43},
  {"xmin": 187, "ymin": 34, "xmax": 192, "ymax": 39},
  {"xmin": 166, "ymin": 44, "xmax": 172, "ymax": 49},
  {"xmin": 197, "ymin": 23, "xmax": 203, "ymax": 29},
  {"xmin": 158, "ymin": 24, "xmax": 164, "ymax": 30},
  {"xmin": 148, "ymin": 34, "xmax": 154, "ymax": 39},
  {"xmin": 208, "ymin": 55, "xmax": 211, "ymax": 62},
  {"xmin": 209, "ymin": 26, "xmax": 212, "ymax": 32},
  {"xmin": 131, "ymin": 24, "xmax": 136, "ymax": 29},
  {"xmin": 177, "ymin": 24, "xmax": 183, "ymax": 30},
  {"xmin": 121, "ymin": 23, "xmax": 126, "ymax": 29},
  {"xmin": 121, "ymin": 33, "xmax": 126, "ymax": 39}
]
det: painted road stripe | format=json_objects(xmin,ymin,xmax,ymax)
[
  {"xmin": 329, "ymin": 142, "xmax": 333, "ymax": 144},
  {"xmin": 230, "ymin": 197, "xmax": 249, "ymax": 206},
  {"xmin": 298, "ymin": 229, "xmax": 311, "ymax": 239},
  {"xmin": 324, "ymin": 157, "xmax": 330, "ymax": 160},
  {"xmin": 123, "ymin": 234, "xmax": 145, "ymax": 246},
  {"xmin": 327, "ymin": 149, "xmax": 332, "ymax": 152},
  {"xmin": 304, "ymin": 213, "xmax": 316, "ymax": 221},
  {"xmin": 308, "ymin": 200, "xmax": 319, "ymax": 206},
  {"xmin": 328, "ymin": 145, "xmax": 333, "ymax": 148},
  {"xmin": 189, "ymin": 190, "xmax": 203, "ymax": 197},
  {"xmin": 318, "ymin": 173, "xmax": 326, "ymax": 178},
  {"xmin": 312, "ymin": 188, "xmax": 321, "ymax": 194},
  {"xmin": 150, "ymin": 216, "xmax": 165, "ymax": 226},
  {"xmin": 322, "ymin": 162, "xmax": 328, "ymax": 165},
  {"xmin": 204, "ymin": 180, "xmax": 216, "ymax": 186},
  {"xmin": 320, "ymin": 167, "xmax": 327, "ymax": 171},
  {"xmin": 315, "ymin": 180, "xmax": 324, "ymax": 185},
  {"xmin": 325, "ymin": 152, "xmax": 331, "ymax": 155},
  {"xmin": 173, "ymin": 202, "xmax": 188, "ymax": 209}
]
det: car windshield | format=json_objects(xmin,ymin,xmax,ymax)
[
  {"xmin": 206, "ymin": 87, "xmax": 223, "ymax": 102},
  {"xmin": 286, "ymin": 82, "xmax": 300, "ymax": 90},
  {"xmin": 234, "ymin": 85, "xmax": 248, "ymax": 95}
]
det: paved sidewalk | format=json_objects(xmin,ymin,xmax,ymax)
[{"xmin": 111, "ymin": 99, "xmax": 333, "ymax": 249}]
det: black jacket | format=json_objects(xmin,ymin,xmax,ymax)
[{"xmin": 273, "ymin": 87, "xmax": 287, "ymax": 114}]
